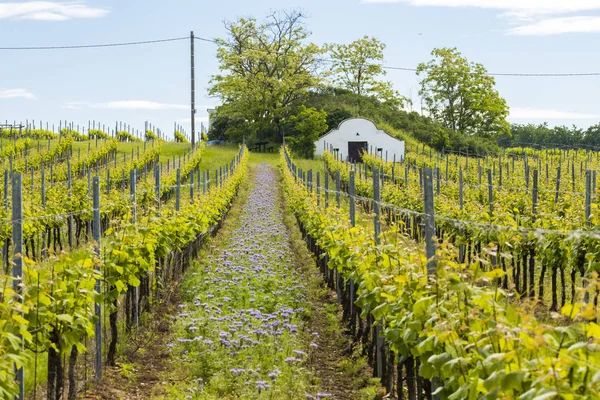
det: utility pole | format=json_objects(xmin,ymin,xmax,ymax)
[{"xmin": 190, "ymin": 31, "xmax": 196, "ymax": 148}]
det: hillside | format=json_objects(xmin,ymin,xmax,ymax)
[{"xmin": 209, "ymin": 88, "xmax": 500, "ymax": 155}]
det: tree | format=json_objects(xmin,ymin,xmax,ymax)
[
  {"xmin": 209, "ymin": 10, "xmax": 326, "ymax": 142},
  {"xmin": 286, "ymin": 105, "xmax": 328, "ymax": 158},
  {"xmin": 417, "ymin": 47, "xmax": 510, "ymax": 139},
  {"xmin": 328, "ymin": 36, "xmax": 403, "ymax": 106}
]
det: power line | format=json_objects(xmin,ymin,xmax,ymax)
[
  {"xmin": 382, "ymin": 65, "xmax": 600, "ymax": 77},
  {"xmin": 194, "ymin": 34, "xmax": 600, "ymax": 78},
  {"xmin": 2, "ymin": 33, "xmax": 600, "ymax": 78},
  {"xmin": 194, "ymin": 36, "xmax": 217, "ymax": 44},
  {"xmin": 0, "ymin": 36, "xmax": 188, "ymax": 50}
]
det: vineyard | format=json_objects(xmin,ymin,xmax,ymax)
[
  {"xmin": 0, "ymin": 124, "xmax": 246, "ymax": 399},
  {"xmin": 2, "ymin": 123, "xmax": 600, "ymax": 399},
  {"xmin": 284, "ymin": 144, "xmax": 600, "ymax": 399}
]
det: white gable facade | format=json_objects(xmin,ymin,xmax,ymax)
[{"xmin": 315, "ymin": 118, "xmax": 405, "ymax": 162}]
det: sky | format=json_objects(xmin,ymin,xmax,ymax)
[{"xmin": 1, "ymin": 0, "xmax": 599, "ymax": 139}]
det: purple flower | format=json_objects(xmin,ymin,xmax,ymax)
[
  {"xmin": 229, "ymin": 368, "xmax": 245, "ymax": 375},
  {"xmin": 256, "ymin": 380, "xmax": 270, "ymax": 390},
  {"xmin": 268, "ymin": 369, "xmax": 280, "ymax": 379}
]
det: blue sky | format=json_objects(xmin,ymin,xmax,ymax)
[{"xmin": 1, "ymin": 0, "xmax": 599, "ymax": 139}]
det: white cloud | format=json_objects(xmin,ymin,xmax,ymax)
[
  {"xmin": 61, "ymin": 101, "xmax": 88, "ymax": 109},
  {"xmin": 363, "ymin": 0, "xmax": 600, "ymax": 35},
  {"xmin": 0, "ymin": 1, "xmax": 109, "ymax": 21},
  {"xmin": 362, "ymin": 0, "xmax": 600, "ymax": 16},
  {"xmin": 0, "ymin": 88, "xmax": 37, "ymax": 99},
  {"xmin": 62, "ymin": 100, "xmax": 191, "ymax": 110},
  {"xmin": 509, "ymin": 107, "xmax": 600, "ymax": 120},
  {"xmin": 507, "ymin": 16, "xmax": 600, "ymax": 35}
]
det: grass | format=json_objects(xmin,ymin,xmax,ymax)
[
  {"xmin": 157, "ymin": 142, "xmax": 191, "ymax": 161},
  {"xmin": 248, "ymin": 150, "xmax": 280, "ymax": 166},
  {"xmin": 294, "ymin": 157, "xmax": 325, "ymax": 176},
  {"xmin": 1, "ymin": 138, "xmax": 191, "ymax": 159},
  {"xmin": 158, "ymin": 163, "xmax": 325, "ymax": 399},
  {"xmin": 196, "ymin": 145, "xmax": 241, "ymax": 172}
]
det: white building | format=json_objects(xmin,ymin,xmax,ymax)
[{"xmin": 315, "ymin": 118, "xmax": 405, "ymax": 163}]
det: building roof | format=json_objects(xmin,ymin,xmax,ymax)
[{"xmin": 318, "ymin": 117, "xmax": 403, "ymax": 143}]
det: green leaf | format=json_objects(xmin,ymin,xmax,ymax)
[
  {"xmin": 57, "ymin": 314, "xmax": 74, "ymax": 323},
  {"xmin": 128, "ymin": 275, "xmax": 141, "ymax": 287},
  {"xmin": 501, "ymin": 371, "xmax": 525, "ymax": 391},
  {"xmin": 115, "ymin": 279, "xmax": 126, "ymax": 293},
  {"xmin": 532, "ymin": 392, "xmax": 558, "ymax": 400},
  {"xmin": 413, "ymin": 295, "xmax": 435, "ymax": 318}
]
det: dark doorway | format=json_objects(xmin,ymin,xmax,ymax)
[{"xmin": 348, "ymin": 141, "xmax": 368, "ymax": 163}]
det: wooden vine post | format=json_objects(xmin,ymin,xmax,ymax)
[
  {"xmin": 555, "ymin": 165, "xmax": 561, "ymax": 203},
  {"xmin": 487, "ymin": 169, "xmax": 494, "ymax": 216},
  {"xmin": 68, "ymin": 158, "xmax": 74, "ymax": 248},
  {"xmin": 2, "ymin": 169, "xmax": 8, "ymax": 270},
  {"xmin": 12, "ymin": 172, "xmax": 25, "ymax": 400},
  {"xmin": 176, "ymin": 169, "xmax": 181, "ymax": 211},
  {"xmin": 349, "ymin": 171, "xmax": 356, "ymax": 335},
  {"xmin": 316, "ymin": 172, "xmax": 321, "ymax": 207},
  {"xmin": 92, "ymin": 176, "xmax": 102, "ymax": 382},
  {"xmin": 190, "ymin": 170, "xmax": 194, "ymax": 203},
  {"xmin": 324, "ymin": 170, "xmax": 329, "ymax": 208},
  {"xmin": 155, "ymin": 165, "xmax": 161, "ymax": 212},
  {"xmin": 131, "ymin": 170, "xmax": 139, "ymax": 327},
  {"xmin": 584, "ymin": 170, "xmax": 592, "ymax": 303},
  {"xmin": 372, "ymin": 168, "xmax": 386, "ymax": 381},
  {"xmin": 335, "ymin": 171, "xmax": 341, "ymax": 208},
  {"xmin": 422, "ymin": 167, "xmax": 439, "ymax": 399}
]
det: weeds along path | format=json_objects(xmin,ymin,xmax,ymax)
[{"xmin": 161, "ymin": 163, "xmax": 334, "ymax": 399}]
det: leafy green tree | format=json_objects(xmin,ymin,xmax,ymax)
[
  {"xmin": 583, "ymin": 124, "xmax": 600, "ymax": 148},
  {"xmin": 328, "ymin": 36, "xmax": 403, "ymax": 106},
  {"xmin": 502, "ymin": 123, "xmax": 592, "ymax": 149},
  {"xmin": 208, "ymin": 111, "xmax": 252, "ymax": 142},
  {"xmin": 417, "ymin": 47, "xmax": 510, "ymax": 139},
  {"xmin": 209, "ymin": 10, "xmax": 325, "ymax": 142},
  {"xmin": 286, "ymin": 105, "xmax": 328, "ymax": 158}
]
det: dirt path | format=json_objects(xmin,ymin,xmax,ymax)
[{"xmin": 90, "ymin": 162, "xmax": 374, "ymax": 399}]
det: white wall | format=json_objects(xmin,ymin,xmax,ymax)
[{"xmin": 315, "ymin": 118, "xmax": 405, "ymax": 161}]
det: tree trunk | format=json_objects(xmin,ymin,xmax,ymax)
[
  {"xmin": 68, "ymin": 345, "xmax": 78, "ymax": 400},
  {"xmin": 107, "ymin": 301, "xmax": 119, "ymax": 366}
]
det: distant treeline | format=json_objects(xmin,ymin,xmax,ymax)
[{"xmin": 498, "ymin": 123, "xmax": 600, "ymax": 151}]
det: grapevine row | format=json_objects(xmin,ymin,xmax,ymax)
[
  {"xmin": 282, "ymin": 146, "xmax": 600, "ymax": 399},
  {"xmin": 325, "ymin": 150, "xmax": 599, "ymax": 311},
  {"xmin": 0, "ymin": 145, "xmax": 248, "ymax": 398}
]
